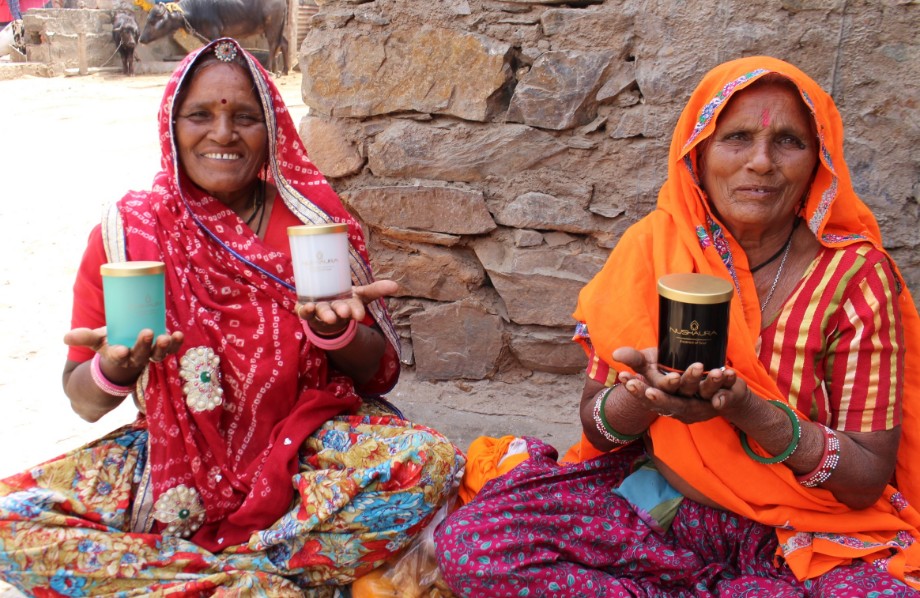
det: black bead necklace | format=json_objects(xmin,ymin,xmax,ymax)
[
  {"xmin": 244, "ymin": 179, "xmax": 265, "ymax": 228},
  {"xmin": 750, "ymin": 218, "xmax": 800, "ymax": 273}
]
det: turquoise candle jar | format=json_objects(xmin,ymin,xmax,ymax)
[{"xmin": 100, "ymin": 261, "xmax": 166, "ymax": 347}]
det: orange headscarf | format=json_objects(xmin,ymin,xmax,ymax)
[{"xmin": 572, "ymin": 56, "xmax": 920, "ymax": 586}]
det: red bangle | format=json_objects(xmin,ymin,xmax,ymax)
[
  {"xmin": 796, "ymin": 425, "xmax": 840, "ymax": 488},
  {"xmin": 305, "ymin": 319, "xmax": 358, "ymax": 351},
  {"xmin": 90, "ymin": 353, "xmax": 134, "ymax": 397}
]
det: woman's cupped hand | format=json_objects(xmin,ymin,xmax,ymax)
[
  {"xmin": 613, "ymin": 347, "xmax": 752, "ymax": 423},
  {"xmin": 296, "ymin": 280, "xmax": 398, "ymax": 335},
  {"xmin": 64, "ymin": 327, "xmax": 185, "ymax": 375}
]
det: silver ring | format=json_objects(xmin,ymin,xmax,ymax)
[
  {"xmin": 149, "ymin": 356, "xmax": 163, "ymax": 364},
  {"xmin": 659, "ymin": 411, "xmax": 674, "ymax": 417}
]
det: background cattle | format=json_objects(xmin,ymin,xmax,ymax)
[
  {"xmin": 112, "ymin": 11, "xmax": 139, "ymax": 76},
  {"xmin": 138, "ymin": 0, "xmax": 288, "ymax": 75}
]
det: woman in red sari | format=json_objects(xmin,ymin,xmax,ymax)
[
  {"xmin": 435, "ymin": 56, "xmax": 920, "ymax": 595},
  {"xmin": 0, "ymin": 38, "xmax": 463, "ymax": 596}
]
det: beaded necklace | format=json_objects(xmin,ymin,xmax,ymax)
[
  {"xmin": 244, "ymin": 179, "xmax": 265, "ymax": 227},
  {"xmin": 759, "ymin": 219, "xmax": 799, "ymax": 313}
]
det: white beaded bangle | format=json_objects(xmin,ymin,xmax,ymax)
[
  {"xmin": 90, "ymin": 353, "xmax": 134, "ymax": 397},
  {"xmin": 796, "ymin": 425, "xmax": 841, "ymax": 488},
  {"xmin": 592, "ymin": 385, "xmax": 643, "ymax": 445}
]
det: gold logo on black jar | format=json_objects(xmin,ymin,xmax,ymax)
[{"xmin": 670, "ymin": 320, "xmax": 718, "ymax": 337}]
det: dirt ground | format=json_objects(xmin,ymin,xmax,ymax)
[{"xmin": 0, "ymin": 66, "xmax": 582, "ymax": 596}]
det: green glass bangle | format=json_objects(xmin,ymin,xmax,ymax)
[
  {"xmin": 598, "ymin": 387, "xmax": 644, "ymax": 442},
  {"xmin": 740, "ymin": 399, "xmax": 801, "ymax": 464}
]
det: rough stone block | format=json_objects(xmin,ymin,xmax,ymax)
[
  {"xmin": 300, "ymin": 26, "xmax": 514, "ymax": 121},
  {"xmin": 367, "ymin": 120, "xmax": 567, "ymax": 182},
  {"xmin": 410, "ymin": 301, "xmax": 504, "ymax": 381},
  {"xmin": 345, "ymin": 186, "xmax": 496, "ymax": 235}
]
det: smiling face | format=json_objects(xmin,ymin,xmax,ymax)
[
  {"xmin": 698, "ymin": 80, "xmax": 819, "ymax": 241},
  {"xmin": 174, "ymin": 61, "xmax": 268, "ymax": 207}
]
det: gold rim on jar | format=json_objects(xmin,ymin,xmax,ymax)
[
  {"xmin": 288, "ymin": 223, "xmax": 348, "ymax": 236},
  {"xmin": 100, "ymin": 261, "xmax": 166, "ymax": 277},
  {"xmin": 657, "ymin": 273, "xmax": 733, "ymax": 305}
]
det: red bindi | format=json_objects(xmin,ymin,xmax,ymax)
[
  {"xmin": 760, "ymin": 108, "xmax": 770, "ymax": 127},
  {"xmin": 221, "ymin": 99, "xmax": 227, "ymax": 104}
]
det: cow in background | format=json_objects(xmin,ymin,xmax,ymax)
[
  {"xmin": 138, "ymin": 0, "xmax": 288, "ymax": 75},
  {"xmin": 112, "ymin": 11, "xmax": 139, "ymax": 76}
]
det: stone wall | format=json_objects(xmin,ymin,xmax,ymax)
[
  {"xmin": 298, "ymin": 0, "xmax": 918, "ymax": 383},
  {"xmin": 22, "ymin": 8, "xmax": 115, "ymax": 72}
]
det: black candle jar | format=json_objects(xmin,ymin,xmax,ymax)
[{"xmin": 657, "ymin": 273, "xmax": 733, "ymax": 375}]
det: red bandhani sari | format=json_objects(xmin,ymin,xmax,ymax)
[
  {"xmin": 0, "ymin": 38, "xmax": 463, "ymax": 596},
  {"xmin": 108, "ymin": 36, "xmax": 403, "ymax": 552}
]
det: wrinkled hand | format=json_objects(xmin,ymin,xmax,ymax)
[
  {"xmin": 65, "ymin": 326, "xmax": 185, "ymax": 382},
  {"xmin": 613, "ymin": 346, "xmax": 748, "ymax": 423},
  {"xmin": 296, "ymin": 280, "xmax": 398, "ymax": 335}
]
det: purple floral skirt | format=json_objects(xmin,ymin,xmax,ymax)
[{"xmin": 435, "ymin": 438, "xmax": 919, "ymax": 597}]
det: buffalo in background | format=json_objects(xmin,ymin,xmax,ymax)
[
  {"xmin": 112, "ymin": 10, "xmax": 139, "ymax": 76},
  {"xmin": 138, "ymin": 0, "xmax": 289, "ymax": 75}
]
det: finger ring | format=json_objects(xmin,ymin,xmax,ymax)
[
  {"xmin": 659, "ymin": 411, "xmax": 674, "ymax": 417},
  {"xmin": 149, "ymin": 356, "xmax": 163, "ymax": 364}
]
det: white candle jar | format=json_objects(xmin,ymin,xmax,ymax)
[{"xmin": 288, "ymin": 223, "xmax": 353, "ymax": 302}]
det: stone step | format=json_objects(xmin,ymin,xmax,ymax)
[{"xmin": 0, "ymin": 60, "xmax": 50, "ymax": 79}]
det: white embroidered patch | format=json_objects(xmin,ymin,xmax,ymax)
[
  {"xmin": 152, "ymin": 484, "xmax": 206, "ymax": 538},
  {"xmin": 180, "ymin": 346, "xmax": 224, "ymax": 412}
]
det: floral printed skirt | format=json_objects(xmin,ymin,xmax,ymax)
[
  {"xmin": 434, "ymin": 438, "xmax": 919, "ymax": 598},
  {"xmin": 0, "ymin": 411, "xmax": 464, "ymax": 597}
]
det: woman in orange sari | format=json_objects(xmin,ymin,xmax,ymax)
[{"xmin": 434, "ymin": 56, "xmax": 920, "ymax": 596}]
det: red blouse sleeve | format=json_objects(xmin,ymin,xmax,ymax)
[
  {"xmin": 574, "ymin": 325, "xmax": 619, "ymax": 387},
  {"xmin": 68, "ymin": 225, "xmax": 107, "ymax": 363}
]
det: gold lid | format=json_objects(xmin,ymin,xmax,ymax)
[
  {"xmin": 100, "ymin": 261, "xmax": 165, "ymax": 277},
  {"xmin": 657, "ymin": 273, "xmax": 733, "ymax": 305},
  {"xmin": 288, "ymin": 223, "xmax": 348, "ymax": 236}
]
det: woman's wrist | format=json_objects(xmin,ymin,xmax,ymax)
[
  {"xmin": 306, "ymin": 319, "xmax": 358, "ymax": 351},
  {"xmin": 739, "ymin": 400, "xmax": 801, "ymax": 464},
  {"xmin": 593, "ymin": 386, "xmax": 644, "ymax": 444},
  {"xmin": 599, "ymin": 385, "xmax": 657, "ymax": 438},
  {"xmin": 90, "ymin": 353, "xmax": 136, "ymax": 397}
]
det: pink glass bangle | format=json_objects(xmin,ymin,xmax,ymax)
[
  {"xmin": 305, "ymin": 318, "xmax": 358, "ymax": 351},
  {"xmin": 90, "ymin": 353, "xmax": 134, "ymax": 397}
]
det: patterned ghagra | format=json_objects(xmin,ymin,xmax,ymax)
[
  {"xmin": 0, "ymin": 410, "xmax": 462, "ymax": 597},
  {"xmin": 436, "ymin": 439, "xmax": 918, "ymax": 597}
]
